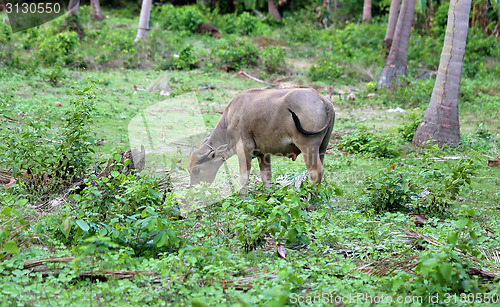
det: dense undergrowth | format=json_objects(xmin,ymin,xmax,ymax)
[{"xmin": 1, "ymin": 3, "xmax": 500, "ymax": 306}]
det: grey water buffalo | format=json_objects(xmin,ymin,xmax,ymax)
[{"xmin": 188, "ymin": 88, "xmax": 335, "ymax": 191}]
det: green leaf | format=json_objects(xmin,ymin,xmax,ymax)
[
  {"xmin": 448, "ymin": 232, "xmax": 458, "ymax": 245},
  {"xmin": 111, "ymin": 170, "xmax": 120, "ymax": 177},
  {"xmin": 287, "ymin": 228, "xmax": 298, "ymax": 241},
  {"xmin": 455, "ymin": 218, "xmax": 469, "ymax": 230},
  {"xmin": 439, "ymin": 263, "xmax": 453, "ymax": 283},
  {"xmin": 75, "ymin": 219, "xmax": 89, "ymax": 232},
  {"xmin": 1, "ymin": 206, "xmax": 12, "ymax": 216},
  {"xmin": 4, "ymin": 241, "xmax": 19, "ymax": 254}
]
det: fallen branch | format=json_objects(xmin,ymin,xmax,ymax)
[{"xmin": 237, "ymin": 70, "xmax": 267, "ymax": 84}]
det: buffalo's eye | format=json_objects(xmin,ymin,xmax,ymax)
[{"xmin": 192, "ymin": 168, "xmax": 200, "ymax": 175}]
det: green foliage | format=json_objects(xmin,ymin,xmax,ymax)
[
  {"xmin": 432, "ymin": 2, "xmax": 450, "ymax": 36},
  {"xmin": 411, "ymin": 217, "xmax": 480, "ymax": 295},
  {"xmin": 338, "ymin": 127, "xmax": 400, "ymax": 158},
  {"xmin": 0, "ymin": 82, "xmax": 96, "ymax": 197},
  {"xmin": 61, "ymin": 152, "xmax": 180, "ymax": 254},
  {"xmin": 308, "ymin": 60, "xmax": 341, "ymax": 82},
  {"xmin": 261, "ymin": 46, "xmax": 286, "ymax": 73},
  {"xmin": 0, "ymin": 199, "xmax": 30, "ymax": 260},
  {"xmin": 377, "ymin": 78, "xmax": 434, "ymax": 108},
  {"xmin": 169, "ymin": 44, "xmax": 200, "ymax": 70},
  {"xmin": 396, "ymin": 109, "xmax": 424, "ymax": 142},
  {"xmin": 226, "ymin": 183, "xmax": 339, "ymax": 251},
  {"xmin": 37, "ymin": 31, "xmax": 80, "ymax": 66},
  {"xmin": 363, "ymin": 158, "xmax": 479, "ymax": 216},
  {"xmin": 155, "ymin": 4, "xmax": 204, "ymax": 32},
  {"xmin": 214, "ymin": 37, "xmax": 259, "ymax": 70}
]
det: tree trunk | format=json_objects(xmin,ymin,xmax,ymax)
[
  {"xmin": 67, "ymin": 0, "xmax": 80, "ymax": 15},
  {"xmin": 362, "ymin": 0, "xmax": 372, "ymax": 22},
  {"xmin": 268, "ymin": 0, "xmax": 282, "ymax": 21},
  {"xmin": 382, "ymin": 0, "xmax": 400, "ymax": 55},
  {"xmin": 412, "ymin": 0, "xmax": 472, "ymax": 147},
  {"xmin": 135, "ymin": 0, "xmax": 152, "ymax": 42},
  {"xmin": 90, "ymin": 0, "xmax": 105, "ymax": 21},
  {"xmin": 378, "ymin": 0, "xmax": 417, "ymax": 88}
]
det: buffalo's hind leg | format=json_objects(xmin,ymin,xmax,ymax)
[
  {"xmin": 257, "ymin": 154, "xmax": 272, "ymax": 188},
  {"xmin": 302, "ymin": 146, "xmax": 324, "ymax": 184}
]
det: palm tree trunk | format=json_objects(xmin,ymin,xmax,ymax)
[
  {"xmin": 362, "ymin": 0, "xmax": 372, "ymax": 23},
  {"xmin": 135, "ymin": 0, "xmax": 152, "ymax": 41},
  {"xmin": 268, "ymin": 0, "xmax": 282, "ymax": 21},
  {"xmin": 413, "ymin": 0, "xmax": 472, "ymax": 147},
  {"xmin": 382, "ymin": 0, "xmax": 400, "ymax": 55},
  {"xmin": 90, "ymin": 0, "xmax": 105, "ymax": 21},
  {"xmin": 378, "ymin": 0, "xmax": 417, "ymax": 88},
  {"xmin": 67, "ymin": 0, "xmax": 80, "ymax": 15}
]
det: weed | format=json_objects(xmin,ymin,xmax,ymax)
[
  {"xmin": 338, "ymin": 126, "xmax": 400, "ymax": 158},
  {"xmin": 214, "ymin": 37, "xmax": 259, "ymax": 70},
  {"xmin": 261, "ymin": 46, "xmax": 286, "ymax": 74}
]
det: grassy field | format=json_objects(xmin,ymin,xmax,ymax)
[{"xmin": 1, "ymin": 4, "xmax": 500, "ymax": 306}]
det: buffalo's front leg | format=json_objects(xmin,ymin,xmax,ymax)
[
  {"xmin": 257, "ymin": 154, "xmax": 272, "ymax": 188},
  {"xmin": 236, "ymin": 139, "xmax": 252, "ymax": 193}
]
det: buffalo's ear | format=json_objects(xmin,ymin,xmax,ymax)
[
  {"xmin": 197, "ymin": 150, "xmax": 215, "ymax": 163},
  {"xmin": 215, "ymin": 144, "xmax": 228, "ymax": 157}
]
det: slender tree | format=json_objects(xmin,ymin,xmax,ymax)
[
  {"xmin": 362, "ymin": 0, "xmax": 372, "ymax": 22},
  {"xmin": 382, "ymin": 0, "xmax": 400, "ymax": 54},
  {"xmin": 67, "ymin": 0, "xmax": 80, "ymax": 15},
  {"xmin": 90, "ymin": 0, "xmax": 104, "ymax": 21},
  {"xmin": 378, "ymin": 0, "xmax": 416, "ymax": 88},
  {"xmin": 135, "ymin": 0, "xmax": 152, "ymax": 42},
  {"xmin": 413, "ymin": 0, "xmax": 472, "ymax": 147},
  {"xmin": 268, "ymin": 0, "xmax": 282, "ymax": 21}
]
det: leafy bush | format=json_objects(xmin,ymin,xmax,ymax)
[
  {"xmin": 226, "ymin": 183, "xmax": 339, "ymax": 251},
  {"xmin": 364, "ymin": 169, "xmax": 420, "ymax": 214},
  {"xmin": 261, "ymin": 46, "xmax": 286, "ymax": 73},
  {"xmin": 363, "ymin": 158, "xmax": 478, "ymax": 215},
  {"xmin": 37, "ymin": 31, "xmax": 80, "ymax": 65},
  {"xmin": 377, "ymin": 78, "xmax": 434, "ymax": 108},
  {"xmin": 0, "ymin": 82, "xmax": 96, "ymax": 198},
  {"xmin": 338, "ymin": 127, "xmax": 400, "ymax": 158},
  {"xmin": 155, "ymin": 4, "xmax": 204, "ymax": 32},
  {"xmin": 169, "ymin": 44, "xmax": 200, "ymax": 70},
  {"xmin": 411, "ymin": 218, "xmax": 480, "ymax": 295},
  {"xmin": 396, "ymin": 109, "xmax": 424, "ymax": 142},
  {"xmin": 308, "ymin": 60, "xmax": 341, "ymax": 83},
  {"xmin": 214, "ymin": 37, "xmax": 259, "ymax": 70},
  {"xmin": 64, "ymin": 154, "xmax": 180, "ymax": 254},
  {"xmin": 0, "ymin": 199, "xmax": 30, "ymax": 260}
]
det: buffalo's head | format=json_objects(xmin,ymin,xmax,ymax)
[{"xmin": 188, "ymin": 144, "xmax": 228, "ymax": 186}]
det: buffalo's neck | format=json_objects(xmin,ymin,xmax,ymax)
[{"xmin": 206, "ymin": 122, "xmax": 234, "ymax": 158}]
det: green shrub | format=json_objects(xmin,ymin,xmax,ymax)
[
  {"xmin": 261, "ymin": 46, "xmax": 286, "ymax": 73},
  {"xmin": 411, "ymin": 218, "xmax": 480, "ymax": 296},
  {"xmin": 37, "ymin": 31, "xmax": 80, "ymax": 66},
  {"xmin": 364, "ymin": 169, "xmax": 421, "ymax": 214},
  {"xmin": 308, "ymin": 60, "xmax": 340, "ymax": 82},
  {"xmin": 0, "ymin": 81, "xmax": 96, "ymax": 198},
  {"xmin": 155, "ymin": 4, "xmax": 204, "ymax": 32},
  {"xmin": 169, "ymin": 44, "xmax": 200, "ymax": 70},
  {"xmin": 396, "ymin": 109, "xmax": 424, "ymax": 142},
  {"xmin": 338, "ymin": 127, "xmax": 400, "ymax": 158},
  {"xmin": 377, "ymin": 79, "xmax": 434, "ymax": 108},
  {"xmin": 214, "ymin": 37, "xmax": 259, "ymax": 70},
  {"xmin": 363, "ymin": 158, "xmax": 478, "ymax": 216}
]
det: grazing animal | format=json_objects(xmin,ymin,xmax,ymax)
[{"xmin": 188, "ymin": 88, "xmax": 335, "ymax": 191}]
